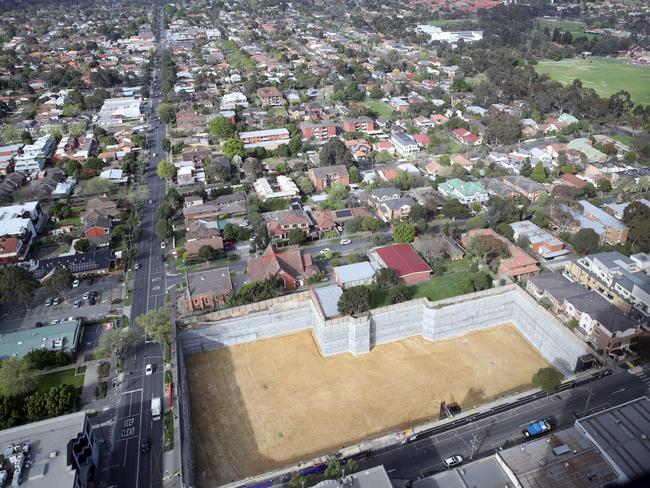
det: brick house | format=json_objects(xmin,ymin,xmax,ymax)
[
  {"xmin": 247, "ymin": 245, "xmax": 319, "ymax": 290},
  {"xmin": 184, "ymin": 267, "xmax": 233, "ymax": 312},
  {"xmin": 451, "ymin": 128, "xmax": 482, "ymax": 146},
  {"xmin": 184, "ymin": 236, "xmax": 224, "ymax": 258},
  {"xmin": 377, "ymin": 197, "xmax": 416, "ymax": 221},
  {"xmin": 308, "ymin": 164, "xmax": 349, "ymax": 191},
  {"xmin": 368, "ymin": 243, "xmax": 432, "ymax": 284},
  {"xmin": 84, "ymin": 214, "xmax": 112, "ymax": 238},
  {"xmin": 265, "ymin": 209, "xmax": 312, "ymax": 241}
]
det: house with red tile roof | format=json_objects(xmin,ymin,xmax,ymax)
[
  {"xmin": 247, "ymin": 246, "xmax": 319, "ymax": 290},
  {"xmin": 451, "ymin": 128, "xmax": 482, "ymax": 146},
  {"xmin": 559, "ymin": 173, "xmax": 588, "ymax": 189},
  {"xmin": 368, "ymin": 243, "xmax": 432, "ymax": 284}
]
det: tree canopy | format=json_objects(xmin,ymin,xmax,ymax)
[
  {"xmin": 0, "ymin": 266, "xmax": 38, "ymax": 304},
  {"xmin": 393, "ymin": 222, "xmax": 416, "ymax": 243},
  {"xmin": 319, "ymin": 138, "xmax": 354, "ymax": 168},
  {"xmin": 623, "ymin": 201, "xmax": 650, "ymax": 252},
  {"xmin": 157, "ymin": 159, "xmax": 177, "ymax": 180},
  {"xmin": 137, "ymin": 308, "xmax": 172, "ymax": 345},
  {"xmin": 532, "ymin": 367, "xmax": 562, "ymax": 394},
  {"xmin": 337, "ymin": 286, "xmax": 371, "ymax": 315}
]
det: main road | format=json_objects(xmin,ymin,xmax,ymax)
[{"xmin": 108, "ymin": 9, "xmax": 168, "ymax": 488}]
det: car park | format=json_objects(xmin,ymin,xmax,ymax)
[
  {"xmin": 145, "ymin": 364, "xmax": 153, "ymax": 376},
  {"xmin": 72, "ymin": 279, "xmax": 80, "ymax": 288},
  {"xmin": 444, "ymin": 455, "xmax": 464, "ymax": 469}
]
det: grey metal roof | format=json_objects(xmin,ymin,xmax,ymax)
[
  {"xmin": 333, "ymin": 261, "xmax": 379, "ymax": 284},
  {"xmin": 186, "ymin": 267, "xmax": 232, "ymax": 296},
  {"xmin": 565, "ymin": 291, "xmax": 637, "ymax": 332},
  {"xmin": 313, "ymin": 285, "xmax": 343, "ymax": 319},
  {"xmin": 414, "ymin": 456, "xmax": 514, "ymax": 488},
  {"xmin": 575, "ymin": 396, "xmax": 650, "ymax": 482}
]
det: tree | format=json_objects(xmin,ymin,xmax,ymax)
[
  {"xmin": 98, "ymin": 328, "xmax": 139, "ymax": 359},
  {"xmin": 472, "ymin": 271, "xmax": 492, "ymax": 292},
  {"xmin": 623, "ymin": 201, "xmax": 650, "ymax": 252},
  {"xmin": 496, "ymin": 223, "xmax": 514, "ymax": 240},
  {"xmin": 346, "ymin": 217, "xmax": 363, "ymax": 233},
  {"xmin": 0, "ymin": 357, "xmax": 37, "ymax": 396},
  {"xmin": 0, "ymin": 265, "xmax": 38, "ymax": 304},
  {"xmin": 326, "ymin": 184, "xmax": 349, "ymax": 210},
  {"xmin": 597, "ymin": 179, "xmax": 612, "ymax": 193},
  {"xmin": 466, "ymin": 215, "xmax": 487, "ymax": 230},
  {"xmin": 297, "ymin": 177, "xmax": 314, "ymax": 195},
  {"xmin": 484, "ymin": 113, "xmax": 521, "ymax": 145},
  {"xmin": 608, "ymin": 90, "xmax": 633, "ymax": 118},
  {"xmin": 157, "ymin": 102, "xmax": 176, "ymax": 124},
  {"xmin": 24, "ymin": 384, "xmax": 80, "ymax": 422},
  {"xmin": 137, "ymin": 308, "xmax": 172, "ymax": 345},
  {"xmin": 287, "ymin": 228, "xmax": 306, "ymax": 245},
  {"xmin": 520, "ymin": 159, "xmax": 532, "ymax": 178},
  {"xmin": 24, "ymin": 349, "xmax": 70, "ymax": 370},
  {"xmin": 337, "ymin": 286, "xmax": 370, "ymax": 315},
  {"xmin": 486, "ymin": 196, "xmax": 521, "ymax": 227},
  {"xmin": 466, "ymin": 235, "xmax": 510, "ymax": 263},
  {"xmin": 207, "ymin": 116, "xmax": 236, "ymax": 139},
  {"xmin": 155, "ymin": 219, "xmax": 174, "ymax": 240},
  {"xmin": 323, "ymin": 458, "xmax": 342, "ymax": 480},
  {"xmin": 451, "ymin": 77, "xmax": 470, "ymax": 92},
  {"xmin": 74, "ymin": 239, "xmax": 91, "ymax": 253},
  {"xmin": 531, "ymin": 161, "xmax": 547, "ymax": 183},
  {"xmin": 197, "ymin": 245, "xmax": 220, "ymax": 261},
  {"xmin": 222, "ymin": 138, "xmax": 246, "ymax": 159},
  {"xmin": 362, "ymin": 217, "xmax": 382, "ymax": 232},
  {"xmin": 532, "ymin": 367, "xmax": 562, "ymax": 394},
  {"xmin": 44, "ymin": 269, "xmax": 73, "ymax": 292},
  {"xmin": 50, "ymin": 199, "xmax": 72, "ymax": 220},
  {"xmin": 442, "ymin": 199, "xmax": 468, "ymax": 219},
  {"xmin": 386, "ymin": 284, "xmax": 410, "ymax": 304},
  {"xmin": 230, "ymin": 280, "xmax": 281, "ymax": 305},
  {"xmin": 572, "ymin": 228, "xmax": 599, "ymax": 255},
  {"xmin": 157, "ymin": 159, "xmax": 177, "ymax": 180},
  {"xmin": 319, "ymin": 138, "xmax": 354, "ymax": 168},
  {"xmin": 2, "ymin": 124, "xmax": 19, "ymax": 143},
  {"xmin": 393, "ymin": 222, "xmax": 416, "ymax": 243},
  {"xmin": 375, "ymin": 268, "xmax": 399, "ymax": 290}
]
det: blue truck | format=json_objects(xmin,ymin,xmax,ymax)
[{"xmin": 522, "ymin": 419, "xmax": 552, "ymax": 438}]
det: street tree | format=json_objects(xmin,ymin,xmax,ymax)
[
  {"xmin": 155, "ymin": 219, "xmax": 173, "ymax": 240},
  {"xmin": 157, "ymin": 102, "xmax": 176, "ymax": 124},
  {"xmin": 532, "ymin": 367, "xmax": 562, "ymax": 394},
  {"xmin": 44, "ymin": 269, "xmax": 73, "ymax": 292},
  {"xmin": 137, "ymin": 308, "xmax": 172, "ymax": 345},
  {"xmin": 0, "ymin": 265, "xmax": 38, "ymax": 304},
  {"xmin": 572, "ymin": 228, "xmax": 599, "ymax": 255},
  {"xmin": 0, "ymin": 357, "xmax": 37, "ymax": 397},
  {"xmin": 393, "ymin": 222, "xmax": 416, "ymax": 243},
  {"xmin": 222, "ymin": 138, "xmax": 246, "ymax": 159},
  {"xmin": 98, "ymin": 328, "xmax": 139, "ymax": 359},
  {"xmin": 157, "ymin": 159, "xmax": 177, "ymax": 180}
]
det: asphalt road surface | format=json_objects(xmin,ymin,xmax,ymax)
[
  {"xmin": 356, "ymin": 369, "xmax": 649, "ymax": 484},
  {"xmin": 108, "ymin": 11, "xmax": 167, "ymax": 488}
]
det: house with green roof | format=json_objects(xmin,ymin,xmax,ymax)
[
  {"xmin": 437, "ymin": 178, "xmax": 489, "ymax": 204},
  {"xmin": 568, "ymin": 138, "xmax": 608, "ymax": 163},
  {"xmin": 0, "ymin": 319, "xmax": 83, "ymax": 359}
]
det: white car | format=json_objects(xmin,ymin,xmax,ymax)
[
  {"xmin": 72, "ymin": 279, "xmax": 80, "ymax": 288},
  {"xmin": 444, "ymin": 455, "xmax": 464, "ymax": 469},
  {"xmin": 160, "ymin": 242, "xmax": 166, "ymax": 249},
  {"xmin": 145, "ymin": 364, "xmax": 153, "ymax": 376},
  {"xmin": 340, "ymin": 239, "xmax": 351, "ymax": 245},
  {"xmin": 319, "ymin": 248, "xmax": 332, "ymax": 255},
  {"xmin": 51, "ymin": 319, "xmax": 60, "ymax": 325},
  {"xmin": 135, "ymin": 263, "xmax": 140, "ymax": 270},
  {"xmin": 239, "ymin": 220, "xmax": 249, "ymax": 228}
]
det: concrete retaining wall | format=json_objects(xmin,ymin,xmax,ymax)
[{"xmin": 181, "ymin": 285, "xmax": 591, "ymax": 375}]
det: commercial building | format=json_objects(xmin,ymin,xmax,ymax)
[
  {"xmin": 0, "ymin": 412, "xmax": 101, "ymax": 488},
  {"xmin": 438, "ymin": 178, "xmax": 489, "ymax": 204},
  {"xmin": 253, "ymin": 175, "xmax": 300, "ymax": 201},
  {"xmin": 13, "ymin": 135, "xmax": 55, "ymax": 172},
  {"xmin": 239, "ymin": 128, "xmax": 290, "ymax": 149},
  {"xmin": 417, "ymin": 25, "xmax": 484, "ymax": 44},
  {"xmin": 0, "ymin": 318, "xmax": 82, "ymax": 359},
  {"xmin": 95, "ymin": 97, "xmax": 143, "ymax": 129},
  {"xmin": 27, "ymin": 249, "xmax": 115, "ymax": 280},
  {"xmin": 369, "ymin": 243, "xmax": 432, "ymax": 284},
  {"xmin": 185, "ymin": 267, "xmax": 233, "ymax": 312}
]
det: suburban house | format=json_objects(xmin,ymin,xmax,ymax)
[
  {"xmin": 343, "ymin": 116, "xmax": 375, "ymax": 133},
  {"xmin": 437, "ymin": 178, "xmax": 489, "ymax": 204},
  {"xmin": 509, "ymin": 220, "xmax": 568, "ymax": 260},
  {"xmin": 377, "ymin": 197, "xmax": 417, "ymax": 221},
  {"xmin": 308, "ymin": 165, "xmax": 349, "ymax": 191},
  {"xmin": 220, "ymin": 92, "xmax": 249, "ymax": 110},
  {"xmin": 257, "ymin": 86, "xmax": 283, "ymax": 107},
  {"xmin": 451, "ymin": 128, "xmax": 482, "ymax": 146},
  {"xmin": 333, "ymin": 261, "xmax": 381, "ymax": 288},
  {"xmin": 184, "ymin": 267, "xmax": 233, "ymax": 312},
  {"xmin": 390, "ymin": 132, "xmax": 419, "ymax": 157},
  {"xmin": 501, "ymin": 176, "xmax": 546, "ymax": 202},
  {"xmin": 253, "ymin": 176, "xmax": 300, "ymax": 201},
  {"xmin": 368, "ymin": 243, "xmax": 432, "ymax": 284},
  {"xmin": 300, "ymin": 121, "xmax": 337, "ymax": 140},
  {"xmin": 412, "ymin": 236, "xmax": 465, "ymax": 261},
  {"xmin": 564, "ymin": 251, "xmax": 650, "ymax": 325},
  {"xmin": 462, "ymin": 228, "xmax": 540, "ymax": 280},
  {"xmin": 264, "ymin": 208, "xmax": 313, "ymax": 241},
  {"xmin": 83, "ymin": 214, "xmax": 112, "ymax": 247},
  {"xmin": 239, "ymin": 128, "xmax": 291, "ymax": 149},
  {"xmin": 184, "ymin": 236, "xmax": 224, "ymax": 259},
  {"xmin": 559, "ymin": 173, "xmax": 588, "ymax": 189},
  {"xmin": 369, "ymin": 187, "xmax": 401, "ymax": 207},
  {"xmin": 389, "ymin": 97, "xmax": 409, "ymax": 112},
  {"xmin": 247, "ymin": 245, "xmax": 319, "ymax": 290}
]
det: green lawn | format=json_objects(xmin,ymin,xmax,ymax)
[
  {"xmin": 58, "ymin": 216, "xmax": 81, "ymax": 226},
  {"xmin": 363, "ymin": 100, "xmax": 394, "ymax": 117},
  {"xmin": 536, "ymin": 19, "xmax": 593, "ymax": 39},
  {"xmin": 412, "ymin": 272, "xmax": 476, "ymax": 302},
  {"xmin": 37, "ymin": 368, "xmax": 85, "ymax": 392},
  {"xmin": 536, "ymin": 57, "xmax": 650, "ymax": 105}
]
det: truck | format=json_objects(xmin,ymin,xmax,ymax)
[
  {"xmin": 522, "ymin": 419, "xmax": 552, "ymax": 438},
  {"xmin": 151, "ymin": 397, "xmax": 161, "ymax": 421}
]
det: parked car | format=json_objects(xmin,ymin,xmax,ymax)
[
  {"xmin": 444, "ymin": 455, "xmax": 464, "ymax": 469},
  {"xmin": 88, "ymin": 295, "xmax": 96, "ymax": 306},
  {"xmin": 135, "ymin": 263, "xmax": 141, "ymax": 270},
  {"xmin": 35, "ymin": 322, "xmax": 43, "ymax": 328},
  {"xmin": 73, "ymin": 300, "xmax": 81, "ymax": 308},
  {"xmin": 340, "ymin": 239, "xmax": 351, "ymax": 245},
  {"xmin": 319, "ymin": 248, "xmax": 332, "ymax": 255},
  {"xmin": 45, "ymin": 297, "xmax": 53, "ymax": 306},
  {"xmin": 72, "ymin": 279, "xmax": 80, "ymax": 288},
  {"xmin": 239, "ymin": 220, "xmax": 249, "ymax": 228},
  {"xmin": 53, "ymin": 297, "xmax": 62, "ymax": 305},
  {"xmin": 86, "ymin": 278, "xmax": 94, "ymax": 285},
  {"xmin": 160, "ymin": 242, "xmax": 166, "ymax": 249},
  {"xmin": 145, "ymin": 364, "xmax": 153, "ymax": 376},
  {"xmin": 83, "ymin": 292, "xmax": 90, "ymax": 300},
  {"xmin": 50, "ymin": 319, "xmax": 60, "ymax": 326}
]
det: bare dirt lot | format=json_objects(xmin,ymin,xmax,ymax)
[{"xmin": 187, "ymin": 324, "xmax": 550, "ymax": 486}]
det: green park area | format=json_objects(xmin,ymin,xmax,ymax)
[
  {"xmin": 36, "ymin": 367, "xmax": 85, "ymax": 392},
  {"xmin": 362, "ymin": 100, "xmax": 393, "ymax": 117},
  {"xmin": 535, "ymin": 57, "xmax": 650, "ymax": 105},
  {"xmin": 536, "ymin": 19, "xmax": 592, "ymax": 39}
]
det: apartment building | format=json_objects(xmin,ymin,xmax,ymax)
[
  {"xmin": 307, "ymin": 165, "xmax": 349, "ymax": 191},
  {"xmin": 510, "ymin": 220, "xmax": 568, "ymax": 260},
  {"xmin": 0, "ymin": 201, "xmax": 46, "ymax": 263},
  {"xmin": 239, "ymin": 128, "xmax": 290, "ymax": 149},
  {"xmin": 564, "ymin": 251, "xmax": 650, "ymax": 325},
  {"xmin": 560, "ymin": 201, "xmax": 629, "ymax": 245},
  {"xmin": 299, "ymin": 121, "xmax": 337, "ymax": 141},
  {"xmin": 96, "ymin": 97, "xmax": 143, "ymax": 129},
  {"xmin": 220, "ymin": 92, "xmax": 249, "ymax": 110},
  {"xmin": 342, "ymin": 116, "xmax": 376, "ymax": 133},
  {"xmin": 14, "ymin": 135, "xmax": 55, "ymax": 172},
  {"xmin": 256, "ymin": 86, "xmax": 283, "ymax": 107},
  {"xmin": 253, "ymin": 175, "xmax": 300, "ymax": 201}
]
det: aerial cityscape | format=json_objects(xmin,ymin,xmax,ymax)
[{"xmin": 0, "ymin": 0, "xmax": 649, "ymax": 487}]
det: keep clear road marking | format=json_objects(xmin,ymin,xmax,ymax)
[{"xmin": 118, "ymin": 414, "xmax": 140, "ymax": 441}]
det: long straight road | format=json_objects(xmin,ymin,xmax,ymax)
[{"xmin": 108, "ymin": 9, "xmax": 168, "ymax": 488}]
